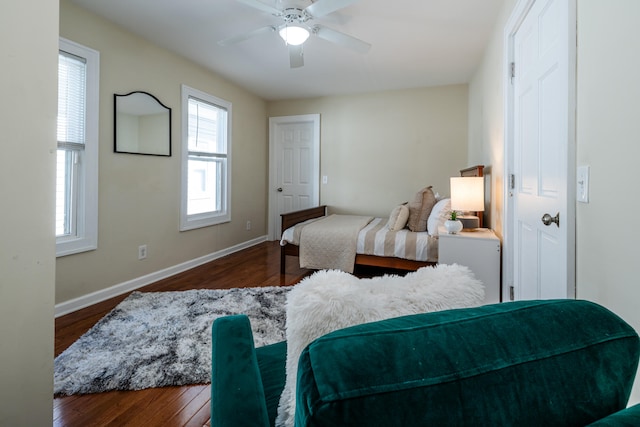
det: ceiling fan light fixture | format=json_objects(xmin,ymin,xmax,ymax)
[{"xmin": 279, "ymin": 26, "xmax": 309, "ymax": 46}]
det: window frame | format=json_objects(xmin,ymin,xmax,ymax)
[
  {"xmin": 180, "ymin": 84, "xmax": 232, "ymax": 231},
  {"xmin": 56, "ymin": 38, "xmax": 99, "ymax": 257}
]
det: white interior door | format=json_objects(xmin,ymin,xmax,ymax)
[
  {"xmin": 268, "ymin": 114, "xmax": 320, "ymax": 240},
  {"xmin": 507, "ymin": 0, "xmax": 576, "ymax": 300}
]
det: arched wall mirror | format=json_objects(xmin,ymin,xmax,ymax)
[{"xmin": 114, "ymin": 91, "xmax": 171, "ymax": 156}]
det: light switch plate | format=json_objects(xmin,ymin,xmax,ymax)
[{"xmin": 577, "ymin": 165, "xmax": 590, "ymax": 203}]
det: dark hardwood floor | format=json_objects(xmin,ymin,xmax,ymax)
[
  {"xmin": 54, "ymin": 241, "xmax": 400, "ymax": 426},
  {"xmin": 54, "ymin": 241, "xmax": 312, "ymax": 427}
]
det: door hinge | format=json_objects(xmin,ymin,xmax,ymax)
[
  {"xmin": 509, "ymin": 286, "xmax": 515, "ymax": 301},
  {"xmin": 510, "ymin": 62, "xmax": 515, "ymax": 83}
]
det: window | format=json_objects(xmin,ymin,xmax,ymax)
[
  {"xmin": 180, "ymin": 85, "xmax": 232, "ymax": 230},
  {"xmin": 56, "ymin": 38, "xmax": 99, "ymax": 256}
]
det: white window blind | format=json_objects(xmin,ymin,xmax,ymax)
[
  {"xmin": 56, "ymin": 51, "xmax": 86, "ymax": 238},
  {"xmin": 56, "ymin": 38, "xmax": 99, "ymax": 257},
  {"xmin": 58, "ymin": 52, "xmax": 86, "ymax": 146}
]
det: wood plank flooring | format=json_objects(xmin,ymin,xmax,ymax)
[{"xmin": 54, "ymin": 241, "xmax": 398, "ymax": 426}]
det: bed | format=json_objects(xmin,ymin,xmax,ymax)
[{"xmin": 279, "ymin": 165, "xmax": 484, "ymax": 274}]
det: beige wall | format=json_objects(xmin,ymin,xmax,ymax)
[
  {"xmin": 268, "ymin": 85, "xmax": 469, "ymax": 218},
  {"xmin": 574, "ymin": 0, "xmax": 640, "ymax": 404},
  {"xmin": 467, "ymin": 0, "xmax": 517, "ymax": 236},
  {"xmin": 0, "ymin": 1, "xmax": 58, "ymax": 425},
  {"xmin": 57, "ymin": 0, "xmax": 268, "ymax": 304},
  {"xmin": 469, "ymin": 0, "xmax": 640, "ymax": 404}
]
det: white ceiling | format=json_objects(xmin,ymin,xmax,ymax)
[{"xmin": 70, "ymin": 0, "xmax": 506, "ymax": 101}]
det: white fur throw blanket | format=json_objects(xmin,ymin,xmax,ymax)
[{"xmin": 275, "ymin": 264, "xmax": 485, "ymax": 427}]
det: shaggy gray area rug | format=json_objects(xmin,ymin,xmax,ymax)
[{"xmin": 54, "ymin": 286, "xmax": 289, "ymax": 396}]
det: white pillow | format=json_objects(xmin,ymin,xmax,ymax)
[
  {"xmin": 427, "ymin": 198, "xmax": 451, "ymax": 236},
  {"xmin": 386, "ymin": 204, "xmax": 410, "ymax": 231}
]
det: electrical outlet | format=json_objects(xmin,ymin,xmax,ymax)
[
  {"xmin": 246, "ymin": 220, "xmax": 251, "ymax": 231},
  {"xmin": 138, "ymin": 244, "xmax": 147, "ymax": 260}
]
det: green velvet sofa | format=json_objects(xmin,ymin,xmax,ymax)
[{"xmin": 211, "ymin": 300, "xmax": 640, "ymax": 426}]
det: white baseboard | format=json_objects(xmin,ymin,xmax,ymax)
[{"xmin": 55, "ymin": 235, "xmax": 268, "ymax": 318}]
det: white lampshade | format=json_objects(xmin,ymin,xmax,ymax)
[
  {"xmin": 279, "ymin": 26, "xmax": 310, "ymax": 46},
  {"xmin": 450, "ymin": 177, "xmax": 485, "ymax": 212}
]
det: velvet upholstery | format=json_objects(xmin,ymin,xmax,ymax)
[
  {"xmin": 210, "ymin": 315, "xmax": 270, "ymax": 427},
  {"xmin": 257, "ymin": 341, "xmax": 287, "ymax": 424},
  {"xmin": 586, "ymin": 404, "xmax": 640, "ymax": 426},
  {"xmin": 211, "ymin": 300, "xmax": 640, "ymax": 427}
]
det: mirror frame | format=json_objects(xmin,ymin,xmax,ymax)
[{"xmin": 114, "ymin": 91, "xmax": 172, "ymax": 156}]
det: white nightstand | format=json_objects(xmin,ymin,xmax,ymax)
[{"xmin": 438, "ymin": 227, "xmax": 501, "ymax": 305}]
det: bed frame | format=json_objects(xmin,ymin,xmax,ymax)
[{"xmin": 280, "ymin": 165, "xmax": 484, "ymax": 274}]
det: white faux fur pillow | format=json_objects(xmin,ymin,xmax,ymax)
[
  {"xmin": 274, "ymin": 265, "xmax": 485, "ymax": 427},
  {"xmin": 386, "ymin": 204, "xmax": 410, "ymax": 231}
]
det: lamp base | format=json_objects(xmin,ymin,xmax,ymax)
[{"xmin": 458, "ymin": 215, "xmax": 480, "ymax": 230}]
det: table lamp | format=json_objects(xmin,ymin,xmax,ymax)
[{"xmin": 450, "ymin": 176, "xmax": 484, "ymax": 229}]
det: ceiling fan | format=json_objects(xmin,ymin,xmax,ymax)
[{"xmin": 218, "ymin": 0, "xmax": 371, "ymax": 68}]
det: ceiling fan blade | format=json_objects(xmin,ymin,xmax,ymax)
[
  {"xmin": 289, "ymin": 44, "xmax": 304, "ymax": 68},
  {"xmin": 305, "ymin": 0, "xmax": 359, "ymax": 18},
  {"xmin": 313, "ymin": 25, "xmax": 371, "ymax": 54},
  {"xmin": 235, "ymin": 0, "xmax": 282, "ymax": 16},
  {"xmin": 218, "ymin": 25, "xmax": 277, "ymax": 46}
]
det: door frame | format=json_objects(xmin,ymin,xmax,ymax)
[
  {"xmin": 268, "ymin": 114, "xmax": 321, "ymax": 241},
  {"xmin": 502, "ymin": 0, "xmax": 577, "ymax": 301}
]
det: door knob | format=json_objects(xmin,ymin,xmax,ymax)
[
  {"xmin": 277, "ymin": 187, "xmax": 283, "ymax": 192},
  {"xmin": 541, "ymin": 212, "xmax": 560, "ymax": 227}
]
